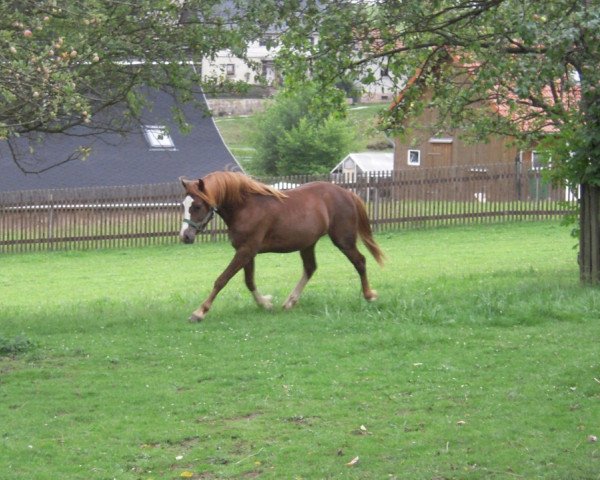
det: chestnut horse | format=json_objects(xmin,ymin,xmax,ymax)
[{"xmin": 179, "ymin": 171, "xmax": 384, "ymax": 322}]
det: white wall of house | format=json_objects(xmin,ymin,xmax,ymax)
[
  {"xmin": 202, "ymin": 42, "xmax": 278, "ymax": 86},
  {"xmin": 357, "ymin": 67, "xmax": 399, "ymax": 103}
]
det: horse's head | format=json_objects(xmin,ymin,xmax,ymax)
[{"xmin": 179, "ymin": 177, "xmax": 216, "ymax": 244}]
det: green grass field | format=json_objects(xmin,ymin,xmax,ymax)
[{"xmin": 1, "ymin": 222, "xmax": 599, "ymax": 479}]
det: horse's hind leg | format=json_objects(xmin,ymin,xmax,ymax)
[
  {"xmin": 331, "ymin": 233, "xmax": 378, "ymax": 302},
  {"xmin": 244, "ymin": 258, "xmax": 273, "ymax": 310},
  {"xmin": 283, "ymin": 244, "xmax": 317, "ymax": 310}
]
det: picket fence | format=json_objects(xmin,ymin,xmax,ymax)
[{"xmin": 0, "ymin": 163, "xmax": 575, "ymax": 253}]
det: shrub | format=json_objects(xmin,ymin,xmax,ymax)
[
  {"xmin": 0, "ymin": 335, "xmax": 36, "ymax": 356},
  {"xmin": 250, "ymin": 85, "xmax": 355, "ymax": 175}
]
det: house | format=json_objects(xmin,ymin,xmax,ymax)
[
  {"xmin": 199, "ymin": 1, "xmax": 282, "ymax": 88},
  {"xmin": 202, "ymin": 39, "xmax": 280, "ymax": 87},
  {"xmin": 390, "ymin": 89, "xmax": 552, "ymax": 201},
  {"xmin": 389, "ymin": 73, "xmax": 577, "ymax": 201},
  {"xmin": 390, "ymin": 56, "xmax": 576, "ymax": 173},
  {"xmin": 201, "ymin": 4, "xmax": 397, "ymax": 104},
  {"xmin": 359, "ymin": 73, "xmax": 398, "ymax": 103},
  {"xmin": 393, "ymin": 110, "xmax": 540, "ymax": 172},
  {"xmin": 0, "ymin": 88, "xmax": 241, "ymax": 192},
  {"xmin": 391, "ymin": 83, "xmax": 530, "ymax": 172}
]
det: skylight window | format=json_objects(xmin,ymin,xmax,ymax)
[{"xmin": 142, "ymin": 125, "xmax": 176, "ymax": 151}]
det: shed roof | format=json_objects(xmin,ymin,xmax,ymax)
[
  {"xmin": 0, "ymin": 89, "xmax": 241, "ymax": 192},
  {"xmin": 331, "ymin": 152, "xmax": 394, "ymax": 174}
]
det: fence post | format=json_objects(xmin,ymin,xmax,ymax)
[
  {"xmin": 372, "ymin": 175, "xmax": 379, "ymax": 232},
  {"xmin": 47, "ymin": 193, "xmax": 54, "ymax": 251},
  {"xmin": 514, "ymin": 155, "xmax": 522, "ymax": 201}
]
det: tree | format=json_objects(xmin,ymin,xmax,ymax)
[
  {"xmin": 0, "ymin": 0, "xmax": 281, "ymax": 172},
  {"xmin": 275, "ymin": 0, "xmax": 600, "ymax": 284},
  {"xmin": 250, "ymin": 84, "xmax": 354, "ymax": 175}
]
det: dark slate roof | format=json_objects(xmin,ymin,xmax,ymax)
[{"xmin": 0, "ymin": 89, "xmax": 241, "ymax": 192}]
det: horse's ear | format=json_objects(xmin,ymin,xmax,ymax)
[{"xmin": 197, "ymin": 179, "xmax": 205, "ymax": 192}]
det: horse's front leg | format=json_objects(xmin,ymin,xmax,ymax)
[
  {"xmin": 189, "ymin": 248, "xmax": 255, "ymax": 322},
  {"xmin": 244, "ymin": 258, "xmax": 273, "ymax": 310}
]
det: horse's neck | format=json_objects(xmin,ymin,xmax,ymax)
[
  {"xmin": 215, "ymin": 203, "xmax": 235, "ymax": 227},
  {"xmin": 215, "ymin": 193, "xmax": 260, "ymax": 230}
]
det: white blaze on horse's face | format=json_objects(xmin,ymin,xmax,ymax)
[{"xmin": 180, "ymin": 195, "xmax": 194, "ymax": 242}]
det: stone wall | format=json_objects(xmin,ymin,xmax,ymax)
[
  {"xmin": 207, "ymin": 96, "xmax": 392, "ymax": 116},
  {"xmin": 206, "ymin": 98, "xmax": 271, "ymax": 117}
]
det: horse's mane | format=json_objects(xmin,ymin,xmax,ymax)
[{"xmin": 195, "ymin": 171, "xmax": 287, "ymax": 207}]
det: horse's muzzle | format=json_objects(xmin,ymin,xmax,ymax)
[{"xmin": 180, "ymin": 227, "xmax": 196, "ymax": 244}]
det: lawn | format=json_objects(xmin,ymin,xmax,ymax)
[{"xmin": 1, "ymin": 222, "xmax": 599, "ymax": 479}]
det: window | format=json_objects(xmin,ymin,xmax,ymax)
[
  {"xmin": 262, "ymin": 60, "xmax": 275, "ymax": 80},
  {"xmin": 408, "ymin": 149, "xmax": 421, "ymax": 166},
  {"xmin": 142, "ymin": 125, "xmax": 176, "ymax": 151},
  {"xmin": 531, "ymin": 151, "xmax": 543, "ymax": 170},
  {"xmin": 225, "ymin": 64, "xmax": 235, "ymax": 76}
]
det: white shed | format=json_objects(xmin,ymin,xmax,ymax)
[
  {"xmin": 331, "ymin": 152, "xmax": 394, "ymax": 177},
  {"xmin": 331, "ymin": 152, "xmax": 394, "ymax": 202}
]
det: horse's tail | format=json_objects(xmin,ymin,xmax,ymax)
[{"xmin": 352, "ymin": 192, "xmax": 385, "ymax": 266}]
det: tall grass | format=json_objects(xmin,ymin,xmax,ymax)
[{"xmin": 1, "ymin": 222, "xmax": 598, "ymax": 479}]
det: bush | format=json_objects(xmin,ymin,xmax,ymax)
[
  {"xmin": 250, "ymin": 85, "xmax": 355, "ymax": 175},
  {"xmin": 0, "ymin": 335, "xmax": 36, "ymax": 356},
  {"xmin": 276, "ymin": 116, "xmax": 354, "ymax": 175}
]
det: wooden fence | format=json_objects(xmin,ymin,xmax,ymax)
[{"xmin": 0, "ymin": 163, "xmax": 575, "ymax": 253}]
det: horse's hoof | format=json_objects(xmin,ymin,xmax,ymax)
[
  {"xmin": 283, "ymin": 298, "xmax": 297, "ymax": 310},
  {"xmin": 253, "ymin": 291, "xmax": 273, "ymax": 310},
  {"xmin": 188, "ymin": 313, "xmax": 204, "ymax": 323},
  {"xmin": 366, "ymin": 290, "xmax": 378, "ymax": 302},
  {"xmin": 260, "ymin": 295, "xmax": 273, "ymax": 310}
]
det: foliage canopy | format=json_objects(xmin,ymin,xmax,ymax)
[
  {"xmin": 0, "ymin": 0, "xmax": 279, "ymax": 170},
  {"xmin": 275, "ymin": 0, "xmax": 599, "ymax": 188},
  {"xmin": 273, "ymin": 0, "xmax": 600, "ymax": 282}
]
